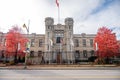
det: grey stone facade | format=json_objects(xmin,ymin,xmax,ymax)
[{"xmin": 0, "ymin": 17, "xmax": 96, "ymax": 64}]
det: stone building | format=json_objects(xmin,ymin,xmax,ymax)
[
  {"xmin": 26, "ymin": 17, "xmax": 96, "ymax": 64},
  {"xmin": 0, "ymin": 17, "xmax": 96, "ymax": 64}
]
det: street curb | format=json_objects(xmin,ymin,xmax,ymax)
[{"xmin": 0, "ymin": 65, "xmax": 120, "ymax": 70}]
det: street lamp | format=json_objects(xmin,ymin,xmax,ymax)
[
  {"xmin": 23, "ymin": 21, "xmax": 30, "ymax": 69},
  {"xmin": 23, "ymin": 23, "xmax": 29, "ymax": 34}
]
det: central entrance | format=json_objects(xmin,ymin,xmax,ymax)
[{"xmin": 56, "ymin": 52, "xmax": 62, "ymax": 64}]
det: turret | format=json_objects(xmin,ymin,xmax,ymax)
[{"xmin": 65, "ymin": 17, "xmax": 74, "ymax": 26}]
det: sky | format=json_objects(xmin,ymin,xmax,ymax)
[{"xmin": 0, "ymin": 0, "xmax": 120, "ymax": 39}]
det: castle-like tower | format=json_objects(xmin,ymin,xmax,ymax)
[
  {"xmin": 0, "ymin": 17, "xmax": 96, "ymax": 64},
  {"xmin": 44, "ymin": 17, "xmax": 74, "ymax": 63}
]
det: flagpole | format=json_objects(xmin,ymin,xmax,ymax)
[
  {"xmin": 58, "ymin": 6, "xmax": 60, "ymax": 24},
  {"xmin": 60, "ymin": 38, "xmax": 62, "ymax": 64},
  {"xmin": 23, "ymin": 19, "xmax": 30, "ymax": 69},
  {"xmin": 70, "ymin": 38, "xmax": 73, "ymax": 64},
  {"xmin": 56, "ymin": 0, "xmax": 60, "ymax": 24},
  {"xmin": 49, "ymin": 39, "xmax": 51, "ymax": 64},
  {"xmin": 49, "ymin": 42, "xmax": 50, "ymax": 64},
  {"xmin": 59, "ymin": 38, "xmax": 61, "ymax": 64},
  {"xmin": 49, "ymin": 39, "xmax": 53, "ymax": 64}
]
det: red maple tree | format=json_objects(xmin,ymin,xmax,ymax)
[
  {"xmin": 5, "ymin": 25, "xmax": 28, "ymax": 58},
  {"xmin": 94, "ymin": 27, "xmax": 119, "ymax": 58}
]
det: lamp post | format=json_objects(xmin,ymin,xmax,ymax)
[{"xmin": 23, "ymin": 20, "xmax": 30, "ymax": 69}]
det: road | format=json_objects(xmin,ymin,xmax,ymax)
[{"xmin": 0, "ymin": 69, "xmax": 120, "ymax": 80}]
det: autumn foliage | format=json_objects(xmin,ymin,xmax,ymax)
[
  {"xmin": 94, "ymin": 27, "xmax": 119, "ymax": 58},
  {"xmin": 5, "ymin": 26, "xmax": 28, "ymax": 57}
]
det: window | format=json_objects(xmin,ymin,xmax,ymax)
[
  {"xmin": 1, "ymin": 50, "xmax": 5, "ymax": 58},
  {"xmin": 38, "ymin": 51, "xmax": 42, "ymax": 57},
  {"xmin": 90, "ymin": 50, "xmax": 94, "ymax": 56},
  {"xmin": 55, "ymin": 33, "xmax": 64, "ymax": 37},
  {"xmin": 31, "ymin": 39, "xmax": 35, "ymax": 47},
  {"xmin": 69, "ymin": 32, "xmax": 71, "ymax": 37},
  {"xmin": 56, "ymin": 37, "xmax": 63, "ymax": 43},
  {"xmin": 56, "ymin": 37, "xmax": 60, "ymax": 43},
  {"xmin": 83, "ymin": 50, "xmax": 87, "ymax": 58},
  {"xmin": 75, "ymin": 39, "xmax": 79, "ymax": 47},
  {"xmin": 30, "ymin": 51, "xmax": 34, "ymax": 57},
  {"xmin": 48, "ymin": 26, "xmax": 50, "ymax": 29},
  {"xmin": 82, "ymin": 39, "xmax": 86, "ymax": 47},
  {"xmin": 75, "ymin": 51, "xmax": 80, "ymax": 59},
  {"xmin": 39, "ymin": 39, "xmax": 43, "ymax": 47},
  {"xmin": 69, "ymin": 25, "xmax": 71, "ymax": 29},
  {"xmin": 90, "ymin": 39, "xmax": 93, "ymax": 47},
  {"xmin": 47, "ymin": 32, "xmax": 49, "ymax": 37},
  {"xmin": 47, "ymin": 45, "xmax": 49, "ymax": 50},
  {"xmin": 55, "ymin": 32, "xmax": 64, "ymax": 44},
  {"xmin": 48, "ymin": 26, "xmax": 52, "ymax": 30}
]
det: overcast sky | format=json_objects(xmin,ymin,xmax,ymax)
[{"xmin": 0, "ymin": 0, "xmax": 120, "ymax": 39}]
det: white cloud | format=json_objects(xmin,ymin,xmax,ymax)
[{"xmin": 0, "ymin": 0, "xmax": 120, "ymax": 39}]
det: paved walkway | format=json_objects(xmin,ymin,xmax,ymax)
[{"xmin": 0, "ymin": 64, "xmax": 120, "ymax": 70}]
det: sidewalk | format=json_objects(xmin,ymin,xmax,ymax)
[{"xmin": 0, "ymin": 64, "xmax": 120, "ymax": 70}]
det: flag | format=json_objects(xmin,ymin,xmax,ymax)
[
  {"xmin": 56, "ymin": 0, "xmax": 59, "ymax": 7},
  {"xmin": 26, "ymin": 42, "xmax": 30, "ymax": 50},
  {"xmin": 49, "ymin": 39, "xmax": 53, "ymax": 46},
  {"xmin": 70, "ymin": 39, "xmax": 74, "ymax": 46},
  {"xmin": 95, "ymin": 42, "xmax": 98, "ymax": 51},
  {"xmin": 60, "ymin": 38, "xmax": 63, "ymax": 45}
]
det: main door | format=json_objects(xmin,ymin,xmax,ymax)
[{"xmin": 57, "ymin": 52, "xmax": 61, "ymax": 64}]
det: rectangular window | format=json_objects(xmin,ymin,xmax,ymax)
[
  {"xmin": 82, "ymin": 39, "xmax": 86, "ymax": 47},
  {"xmin": 38, "ymin": 51, "xmax": 42, "ymax": 57},
  {"xmin": 48, "ymin": 26, "xmax": 52, "ymax": 30},
  {"xmin": 75, "ymin": 39, "xmax": 79, "ymax": 47},
  {"xmin": 48, "ymin": 26, "xmax": 50, "ymax": 29},
  {"xmin": 69, "ymin": 26, "xmax": 71, "ymax": 29},
  {"xmin": 47, "ymin": 45, "xmax": 49, "ymax": 50},
  {"xmin": 48, "ymin": 32, "xmax": 49, "ymax": 37},
  {"xmin": 90, "ymin": 39, "xmax": 93, "ymax": 47},
  {"xmin": 39, "ymin": 39, "xmax": 43, "ymax": 47},
  {"xmin": 56, "ymin": 37, "xmax": 61, "ymax": 43},
  {"xmin": 83, "ymin": 50, "xmax": 87, "ymax": 58},
  {"xmin": 31, "ymin": 39, "xmax": 35, "ymax": 47},
  {"xmin": 90, "ymin": 50, "xmax": 94, "ymax": 56},
  {"xmin": 75, "ymin": 51, "xmax": 80, "ymax": 59},
  {"xmin": 30, "ymin": 51, "xmax": 34, "ymax": 57}
]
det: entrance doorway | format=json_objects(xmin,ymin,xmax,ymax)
[{"xmin": 57, "ymin": 52, "xmax": 61, "ymax": 64}]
